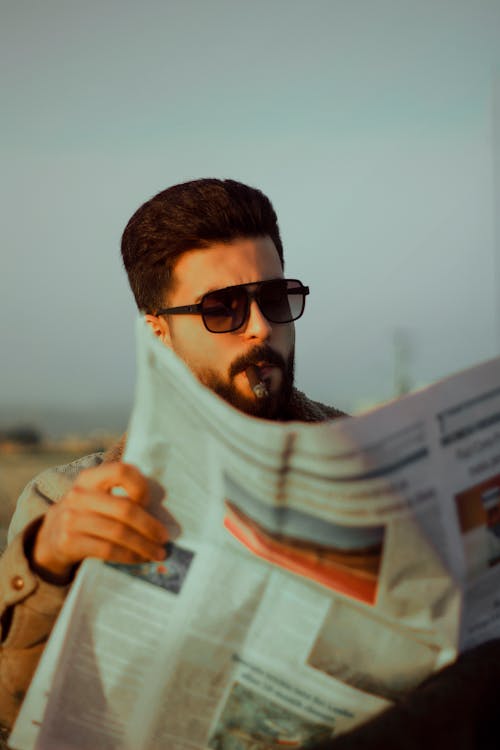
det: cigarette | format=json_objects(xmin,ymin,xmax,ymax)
[{"xmin": 246, "ymin": 365, "xmax": 269, "ymax": 399}]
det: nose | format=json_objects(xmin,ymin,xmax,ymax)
[{"xmin": 242, "ymin": 299, "xmax": 272, "ymax": 341}]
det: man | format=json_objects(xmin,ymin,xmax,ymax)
[
  {"xmin": 0, "ymin": 179, "xmax": 498, "ymax": 747},
  {"xmin": 0, "ymin": 179, "xmax": 343, "ymax": 727}
]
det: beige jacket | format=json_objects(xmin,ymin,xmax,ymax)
[{"xmin": 0, "ymin": 390, "xmax": 343, "ymax": 728}]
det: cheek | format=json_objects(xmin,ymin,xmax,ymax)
[
  {"xmin": 178, "ymin": 328, "xmax": 234, "ymax": 373},
  {"xmin": 169, "ymin": 320, "xmax": 210, "ymax": 364},
  {"xmin": 274, "ymin": 323, "xmax": 295, "ymax": 353}
]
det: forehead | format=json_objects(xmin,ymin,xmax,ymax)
[{"xmin": 169, "ymin": 236, "xmax": 283, "ymax": 302}]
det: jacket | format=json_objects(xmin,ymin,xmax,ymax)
[{"xmin": 0, "ymin": 389, "xmax": 343, "ymax": 727}]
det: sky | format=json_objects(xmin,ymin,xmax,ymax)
[{"xmin": 1, "ymin": 0, "xmax": 500, "ymax": 435}]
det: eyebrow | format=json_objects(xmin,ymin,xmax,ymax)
[
  {"xmin": 194, "ymin": 277, "xmax": 284, "ymax": 304},
  {"xmin": 194, "ymin": 287, "xmax": 218, "ymax": 304}
]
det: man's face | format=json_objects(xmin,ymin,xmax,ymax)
[{"xmin": 147, "ymin": 236, "xmax": 295, "ymax": 419}]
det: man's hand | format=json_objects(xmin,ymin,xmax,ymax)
[{"xmin": 31, "ymin": 462, "xmax": 169, "ymax": 584}]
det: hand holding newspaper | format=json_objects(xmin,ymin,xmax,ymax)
[{"xmin": 10, "ymin": 320, "xmax": 500, "ymax": 750}]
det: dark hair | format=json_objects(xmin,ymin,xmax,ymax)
[{"xmin": 121, "ymin": 178, "xmax": 284, "ymax": 312}]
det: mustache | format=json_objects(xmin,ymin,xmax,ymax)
[{"xmin": 229, "ymin": 346, "xmax": 286, "ymax": 379}]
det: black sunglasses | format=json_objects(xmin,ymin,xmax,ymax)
[{"xmin": 156, "ymin": 278, "xmax": 309, "ymax": 334}]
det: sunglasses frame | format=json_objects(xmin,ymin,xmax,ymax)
[{"xmin": 156, "ymin": 278, "xmax": 309, "ymax": 333}]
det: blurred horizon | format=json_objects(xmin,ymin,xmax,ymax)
[{"xmin": 0, "ymin": 402, "xmax": 129, "ymax": 440}]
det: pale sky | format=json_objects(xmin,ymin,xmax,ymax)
[{"xmin": 1, "ymin": 0, "xmax": 500, "ymax": 433}]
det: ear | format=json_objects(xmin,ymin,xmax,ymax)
[{"xmin": 144, "ymin": 314, "xmax": 173, "ymax": 348}]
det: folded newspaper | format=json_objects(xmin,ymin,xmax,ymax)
[{"xmin": 10, "ymin": 320, "xmax": 500, "ymax": 750}]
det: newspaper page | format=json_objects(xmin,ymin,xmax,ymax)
[{"xmin": 10, "ymin": 320, "xmax": 500, "ymax": 749}]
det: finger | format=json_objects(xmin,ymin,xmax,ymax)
[
  {"xmin": 63, "ymin": 490, "xmax": 169, "ymax": 544},
  {"xmin": 69, "ymin": 515, "xmax": 167, "ymax": 561},
  {"xmin": 75, "ymin": 462, "xmax": 149, "ymax": 505},
  {"xmin": 68, "ymin": 536, "xmax": 158, "ymax": 566}
]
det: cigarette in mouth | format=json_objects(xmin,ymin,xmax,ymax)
[{"xmin": 245, "ymin": 365, "xmax": 269, "ymax": 399}]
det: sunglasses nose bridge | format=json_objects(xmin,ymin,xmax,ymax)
[
  {"xmin": 246, "ymin": 285, "xmax": 269, "ymax": 322},
  {"xmin": 242, "ymin": 290, "xmax": 274, "ymax": 337},
  {"xmin": 231, "ymin": 285, "xmax": 263, "ymax": 328}
]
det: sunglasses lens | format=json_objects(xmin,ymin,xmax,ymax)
[
  {"xmin": 201, "ymin": 288, "xmax": 247, "ymax": 332},
  {"xmin": 260, "ymin": 280, "xmax": 304, "ymax": 323},
  {"xmin": 201, "ymin": 280, "xmax": 307, "ymax": 332}
]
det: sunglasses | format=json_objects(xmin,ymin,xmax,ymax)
[{"xmin": 156, "ymin": 278, "xmax": 309, "ymax": 334}]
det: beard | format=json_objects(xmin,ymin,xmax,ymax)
[{"xmin": 197, "ymin": 344, "xmax": 295, "ymax": 419}]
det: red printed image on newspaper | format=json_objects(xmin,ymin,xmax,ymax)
[{"xmin": 222, "ymin": 474, "xmax": 384, "ymax": 605}]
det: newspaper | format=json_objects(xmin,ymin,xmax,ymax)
[{"xmin": 10, "ymin": 319, "xmax": 500, "ymax": 750}]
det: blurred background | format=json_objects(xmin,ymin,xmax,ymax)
[{"xmin": 1, "ymin": 0, "xmax": 500, "ymax": 538}]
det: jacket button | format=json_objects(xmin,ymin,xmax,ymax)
[{"xmin": 11, "ymin": 575, "xmax": 25, "ymax": 591}]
